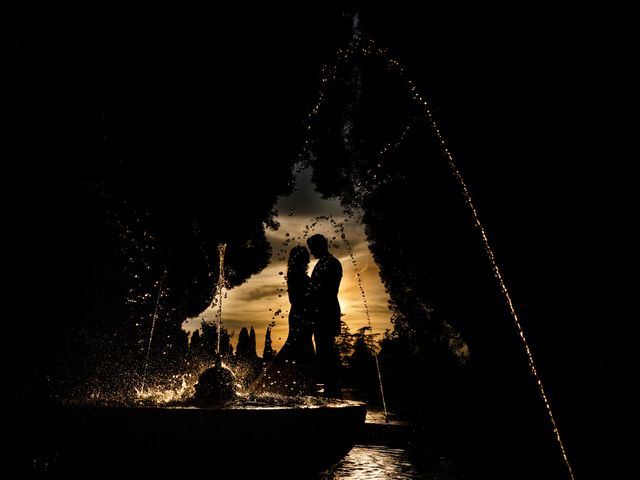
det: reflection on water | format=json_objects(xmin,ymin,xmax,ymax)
[
  {"xmin": 321, "ymin": 445, "xmax": 459, "ymax": 480},
  {"xmin": 27, "ymin": 444, "xmax": 461, "ymax": 478}
]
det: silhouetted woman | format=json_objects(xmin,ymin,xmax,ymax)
[
  {"xmin": 282, "ymin": 245, "xmax": 316, "ymax": 366},
  {"xmin": 249, "ymin": 245, "xmax": 316, "ymax": 396}
]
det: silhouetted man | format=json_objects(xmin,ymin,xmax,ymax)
[{"xmin": 306, "ymin": 233, "xmax": 343, "ymax": 397}]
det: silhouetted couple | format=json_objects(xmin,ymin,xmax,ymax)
[{"xmin": 251, "ymin": 234, "xmax": 343, "ymax": 398}]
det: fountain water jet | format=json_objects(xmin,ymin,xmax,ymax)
[
  {"xmin": 139, "ymin": 253, "xmax": 170, "ymax": 396},
  {"xmin": 188, "ymin": 242, "xmax": 240, "ymax": 405},
  {"xmin": 215, "ymin": 243, "xmax": 227, "ymax": 356}
]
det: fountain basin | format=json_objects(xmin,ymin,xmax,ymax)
[{"xmin": 48, "ymin": 400, "xmax": 366, "ymax": 476}]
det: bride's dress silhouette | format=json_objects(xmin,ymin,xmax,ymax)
[{"xmin": 249, "ymin": 245, "xmax": 316, "ymax": 396}]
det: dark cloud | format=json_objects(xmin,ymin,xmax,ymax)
[{"xmin": 235, "ymin": 285, "xmax": 281, "ymax": 302}]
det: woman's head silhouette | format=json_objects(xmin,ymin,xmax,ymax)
[{"xmin": 287, "ymin": 245, "xmax": 310, "ymax": 274}]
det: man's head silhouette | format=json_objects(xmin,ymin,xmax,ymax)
[{"xmin": 307, "ymin": 234, "xmax": 329, "ymax": 259}]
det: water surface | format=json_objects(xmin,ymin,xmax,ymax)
[{"xmin": 321, "ymin": 445, "xmax": 460, "ymax": 479}]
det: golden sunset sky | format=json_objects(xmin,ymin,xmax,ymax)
[{"xmin": 182, "ymin": 167, "xmax": 393, "ymax": 354}]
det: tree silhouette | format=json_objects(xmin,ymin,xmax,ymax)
[
  {"xmin": 249, "ymin": 327, "xmax": 258, "ymax": 359},
  {"xmin": 262, "ymin": 326, "xmax": 275, "ymax": 363},
  {"xmin": 342, "ymin": 327, "xmax": 379, "ymax": 401},
  {"xmin": 335, "ymin": 319, "xmax": 355, "ymax": 367},
  {"xmin": 234, "ymin": 326, "xmax": 261, "ymax": 388},
  {"xmin": 235, "ymin": 327, "xmax": 251, "ymax": 359}
]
